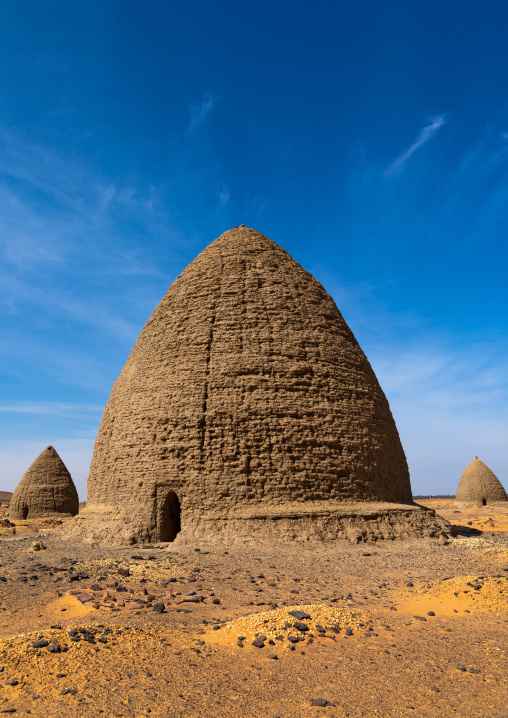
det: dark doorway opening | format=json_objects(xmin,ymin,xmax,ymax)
[
  {"xmin": 21, "ymin": 505, "xmax": 28, "ymax": 519},
  {"xmin": 482, "ymin": 498, "xmax": 487, "ymax": 506},
  {"xmin": 157, "ymin": 490, "xmax": 181, "ymax": 542}
]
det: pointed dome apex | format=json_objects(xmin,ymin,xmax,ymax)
[
  {"xmin": 456, "ymin": 457, "xmax": 507, "ymax": 505},
  {"xmin": 9, "ymin": 446, "xmax": 79, "ymax": 520},
  {"xmin": 201, "ymin": 226, "xmax": 285, "ymax": 255}
]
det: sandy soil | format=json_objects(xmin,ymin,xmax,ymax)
[{"xmin": 0, "ymin": 502, "xmax": 507, "ymax": 717}]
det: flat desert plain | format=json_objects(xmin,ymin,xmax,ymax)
[{"xmin": 0, "ymin": 500, "xmax": 507, "ymax": 717}]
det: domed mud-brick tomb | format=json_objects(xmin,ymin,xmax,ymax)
[
  {"xmin": 456, "ymin": 457, "xmax": 507, "ymax": 506},
  {"xmin": 67, "ymin": 226, "xmax": 449, "ymax": 545},
  {"xmin": 10, "ymin": 446, "xmax": 79, "ymax": 519}
]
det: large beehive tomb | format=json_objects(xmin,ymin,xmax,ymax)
[
  {"xmin": 456, "ymin": 457, "xmax": 507, "ymax": 505},
  {"xmin": 10, "ymin": 446, "xmax": 79, "ymax": 519},
  {"xmin": 67, "ymin": 226, "xmax": 448, "ymax": 544}
]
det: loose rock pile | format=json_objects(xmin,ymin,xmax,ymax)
[{"xmin": 206, "ymin": 603, "xmax": 369, "ymax": 649}]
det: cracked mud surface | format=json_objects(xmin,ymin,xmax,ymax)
[{"xmin": 0, "ymin": 502, "xmax": 507, "ymax": 716}]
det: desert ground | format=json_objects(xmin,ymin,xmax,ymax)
[{"xmin": 0, "ymin": 500, "xmax": 507, "ymax": 717}]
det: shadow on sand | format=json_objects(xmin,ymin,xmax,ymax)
[{"xmin": 450, "ymin": 524, "xmax": 483, "ymax": 537}]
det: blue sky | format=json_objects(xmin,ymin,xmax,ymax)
[{"xmin": 0, "ymin": 0, "xmax": 507, "ymax": 499}]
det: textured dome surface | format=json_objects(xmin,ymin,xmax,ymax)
[
  {"xmin": 456, "ymin": 457, "xmax": 507, "ymax": 505},
  {"xmin": 9, "ymin": 446, "xmax": 79, "ymax": 519},
  {"xmin": 83, "ymin": 226, "xmax": 416, "ymax": 542}
]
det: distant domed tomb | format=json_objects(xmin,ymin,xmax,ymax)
[
  {"xmin": 10, "ymin": 446, "xmax": 79, "ymax": 519},
  {"xmin": 456, "ymin": 457, "xmax": 507, "ymax": 506},
  {"xmin": 66, "ymin": 227, "xmax": 449, "ymax": 544}
]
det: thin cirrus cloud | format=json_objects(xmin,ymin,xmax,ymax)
[
  {"xmin": 0, "ymin": 127, "xmax": 175, "ymax": 315},
  {"xmin": 384, "ymin": 115, "xmax": 447, "ymax": 178},
  {"xmin": 369, "ymin": 336, "xmax": 508, "ymax": 495},
  {"xmin": 219, "ymin": 184, "xmax": 230, "ymax": 206},
  {"xmin": 187, "ymin": 92, "xmax": 220, "ymax": 134},
  {"xmin": 0, "ymin": 401, "xmax": 103, "ymax": 419}
]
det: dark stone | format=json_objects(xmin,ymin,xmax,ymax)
[
  {"xmin": 212, "ymin": 598, "xmax": 221, "ymax": 604},
  {"xmin": 288, "ymin": 610, "xmax": 311, "ymax": 620},
  {"xmin": 469, "ymin": 668, "xmax": 480, "ymax": 674},
  {"xmin": 267, "ymin": 654, "xmax": 278, "ymax": 660},
  {"xmin": 309, "ymin": 698, "xmax": 334, "ymax": 707},
  {"xmin": 316, "ymin": 625, "xmax": 326, "ymax": 633},
  {"xmin": 97, "ymin": 636, "xmax": 108, "ymax": 644},
  {"xmin": 117, "ymin": 568, "xmax": 130, "ymax": 577},
  {"xmin": 153, "ymin": 603, "xmax": 165, "ymax": 613},
  {"xmin": 287, "ymin": 636, "xmax": 299, "ymax": 643},
  {"xmin": 90, "ymin": 584, "xmax": 103, "ymax": 591},
  {"xmin": 413, "ymin": 616, "xmax": 427, "ymax": 622},
  {"xmin": 47, "ymin": 644, "xmax": 61, "ymax": 653},
  {"xmin": 406, "ymin": 582, "xmax": 414, "ymax": 587},
  {"xmin": 427, "ymin": 612, "xmax": 436, "ymax": 616},
  {"xmin": 345, "ymin": 628, "xmax": 353, "ymax": 636},
  {"xmin": 252, "ymin": 636, "xmax": 267, "ymax": 648},
  {"xmin": 3, "ymin": 680, "xmax": 18, "ymax": 687},
  {"xmin": 294, "ymin": 622, "xmax": 309, "ymax": 632},
  {"xmin": 456, "ymin": 664, "xmax": 467, "ymax": 672},
  {"xmin": 32, "ymin": 640, "xmax": 49, "ymax": 648}
]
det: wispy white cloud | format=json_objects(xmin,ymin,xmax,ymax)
[
  {"xmin": 187, "ymin": 92, "xmax": 219, "ymax": 133},
  {"xmin": 384, "ymin": 115, "xmax": 447, "ymax": 178},
  {"xmin": 0, "ymin": 127, "xmax": 178, "ymax": 333},
  {"xmin": 219, "ymin": 184, "xmax": 230, "ymax": 206},
  {"xmin": 369, "ymin": 336, "xmax": 508, "ymax": 495},
  {"xmin": 0, "ymin": 401, "xmax": 103, "ymax": 418}
]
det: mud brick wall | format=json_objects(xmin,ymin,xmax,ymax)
[
  {"xmin": 87, "ymin": 227, "xmax": 413, "ymax": 538},
  {"xmin": 10, "ymin": 446, "xmax": 79, "ymax": 519},
  {"xmin": 456, "ymin": 457, "xmax": 507, "ymax": 504}
]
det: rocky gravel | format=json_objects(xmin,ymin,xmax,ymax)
[{"xmin": 0, "ymin": 524, "xmax": 507, "ymax": 716}]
